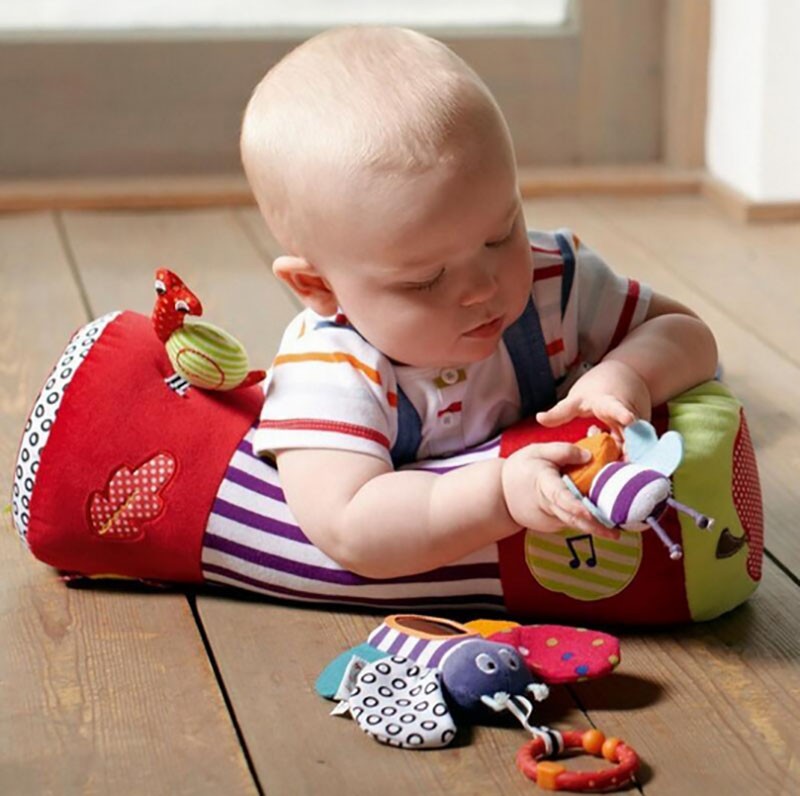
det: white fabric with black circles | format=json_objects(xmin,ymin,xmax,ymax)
[
  {"xmin": 347, "ymin": 655, "xmax": 456, "ymax": 749},
  {"xmin": 12, "ymin": 312, "xmax": 120, "ymax": 543}
]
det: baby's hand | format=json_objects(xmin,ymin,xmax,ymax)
[
  {"xmin": 501, "ymin": 443, "xmax": 620, "ymax": 540},
  {"xmin": 536, "ymin": 360, "xmax": 651, "ymax": 440}
]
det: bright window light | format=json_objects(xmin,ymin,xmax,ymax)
[{"xmin": 0, "ymin": 1, "xmax": 571, "ymax": 32}]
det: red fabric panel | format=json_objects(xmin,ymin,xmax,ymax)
[
  {"xmin": 497, "ymin": 405, "xmax": 691, "ymax": 624},
  {"xmin": 26, "ymin": 311, "xmax": 262, "ymax": 582}
]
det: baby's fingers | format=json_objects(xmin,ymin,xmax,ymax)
[
  {"xmin": 536, "ymin": 397, "xmax": 580, "ymax": 428},
  {"xmin": 593, "ymin": 395, "xmax": 637, "ymax": 433},
  {"xmin": 538, "ymin": 470, "xmax": 614, "ymax": 537},
  {"xmin": 524, "ymin": 442, "xmax": 591, "ymax": 468}
]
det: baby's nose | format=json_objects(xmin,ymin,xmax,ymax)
[{"xmin": 460, "ymin": 263, "xmax": 499, "ymax": 306}]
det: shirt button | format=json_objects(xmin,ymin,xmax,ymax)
[
  {"xmin": 441, "ymin": 414, "xmax": 455, "ymax": 427},
  {"xmin": 440, "ymin": 368, "xmax": 459, "ymax": 385}
]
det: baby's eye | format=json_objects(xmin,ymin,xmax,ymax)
[
  {"xmin": 486, "ymin": 216, "xmax": 518, "ymax": 248},
  {"xmin": 409, "ymin": 268, "xmax": 445, "ymax": 292},
  {"xmin": 485, "ymin": 229, "xmax": 513, "ymax": 249}
]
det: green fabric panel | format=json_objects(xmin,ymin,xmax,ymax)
[{"xmin": 668, "ymin": 381, "xmax": 760, "ymax": 621}]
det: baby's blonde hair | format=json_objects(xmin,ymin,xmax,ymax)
[{"xmin": 240, "ymin": 26, "xmax": 509, "ymax": 255}]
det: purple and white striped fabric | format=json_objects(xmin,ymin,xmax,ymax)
[
  {"xmin": 366, "ymin": 619, "xmax": 476, "ymax": 669},
  {"xmin": 590, "ymin": 462, "xmax": 670, "ymax": 530},
  {"xmin": 200, "ymin": 427, "xmax": 506, "ymax": 611}
]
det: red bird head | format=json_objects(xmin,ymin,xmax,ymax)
[{"xmin": 152, "ymin": 269, "xmax": 204, "ymax": 342}]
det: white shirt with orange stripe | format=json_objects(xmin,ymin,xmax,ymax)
[{"xmin": 254, "ymin": 229, "xmax": 651, "ymax": 466}]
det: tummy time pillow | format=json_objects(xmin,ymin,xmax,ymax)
[{"xmin": 10, "ymin": 275, "xmax": 763, "ymax": 624}]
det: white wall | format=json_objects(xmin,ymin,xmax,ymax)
[{"xmin": 707, "ymin": 0, "xmax": 800, "ymax": 202}]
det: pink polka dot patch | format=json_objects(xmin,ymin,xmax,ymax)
[
  {"xmin": 88, "ymin": 452, "xmax": 177, "ymax": 541},
  {"xmin": 732, "ymin": 410, "xmax": 763, "ymax": 582},
  {"xmin": 488, "ymin": 625, "xmax": 621, "ymax": 684}
]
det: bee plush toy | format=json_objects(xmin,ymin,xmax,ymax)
[{"xmin": 562, "ymin": 422, "xmax": 715, "ymax": 560}]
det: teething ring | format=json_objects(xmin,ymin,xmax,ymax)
[{"xmin": 516, "ymin": 729, "xmax": 640, "ymax": 792}]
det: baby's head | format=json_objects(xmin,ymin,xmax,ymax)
[{"xmin": 241, "ymin": 26, "xmax": 533, "ymax": 367}]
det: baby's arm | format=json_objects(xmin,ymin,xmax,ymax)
[
  {"xmin": 276, "ymin": 441, "xmax": 612, "ymax": 580},
  {"xmin": 538, "ymin": 292, "xmax": 717, "ymax": 434}
]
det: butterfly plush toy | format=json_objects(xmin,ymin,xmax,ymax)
[
  {"xmin": 318, "ymin": 615, "xmax": 641, "ymax": 792},
  {"xmin": 562, "ymin": 421, "xmax": 715, "ymax": 560}
]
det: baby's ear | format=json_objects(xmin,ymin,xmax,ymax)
[{"xmin": 272, "ymin": 255, "xmax": 338, "ymax": 316}]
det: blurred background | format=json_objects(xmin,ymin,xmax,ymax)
[{"xmin": 0, "ymin": 0, "xmax": 798, "ymax": 219}]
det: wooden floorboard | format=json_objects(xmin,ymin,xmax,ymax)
[
  {"xmin": 566, "ymin": 557, "xmax": 800, "ymax": 795},
  {"xmin": 0, "ymin": 212, "xmax": 256, "ymax": 795},
  {"xmin": 3, "ymin": 197, "xmax": 798, "ymax": 794},
  {"xmin": 197, "ymin": 597, "xmax": 589, "ymax": 796}
]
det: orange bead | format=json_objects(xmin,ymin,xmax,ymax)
[
  {"xmin": 536, "ymin": 761, "xmax": 566, "ymax": 791},
  {"xmin": 582, "ymin": 729, "xmax": 606, "ymax": 756},
  {"xmin": 602, "ymin": 737, "xmax": 622, "ymax": 762}
]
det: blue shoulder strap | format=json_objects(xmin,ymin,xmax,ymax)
[
  {"xmin": 390, "ymin": 387, "xmax": 423, "ymax": 468},
  {"xmin": 502, "ymin": 296, "xmax": 557, "ymax": 417},
  {"xmin": 554, "ymin": 232, "xmax": 575, "ymax": 319}
]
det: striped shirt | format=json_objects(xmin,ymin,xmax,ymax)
[{"xmin": 254, "ymin": 229, "xmax": 651, "ymax": 465}]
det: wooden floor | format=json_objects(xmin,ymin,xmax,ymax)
[{"xmin": 2, "ymin": 195, "xmax": 799, "ymax": 795}]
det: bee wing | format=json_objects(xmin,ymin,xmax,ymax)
[
  {"xmin": 581, "ymin": 496, "xmax": 617, "ymax": 528},
  {"xmin": 627, "ymin": 424, "xmax": 684, "ymax": 475},
  {"xmin": 562, "ymin": 474, "xmax": 617, "ymax": 528}
]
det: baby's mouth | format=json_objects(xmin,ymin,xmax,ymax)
[{"xmin": 464, "ymin": 315, "xmax": 504, "ymax": 339}]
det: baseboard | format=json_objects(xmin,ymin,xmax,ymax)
[
  {"xmin": 0, "ymin": 175, "xmax": 254, "ymax": 212},
  {"xmin": 0, "ymin": 165, "xmax": 705, "ymax": 213},
  {"xmin": 702, "ymin": 176, "xmax": 800, "ymax": 223},
  {"xmin": 518, "ymin": 165, "xmax": 702, "ymax": 196}
]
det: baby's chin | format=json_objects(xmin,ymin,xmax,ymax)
[{"xmin": 390, "ymin": 341, "xmax": 502, "ymax": 369}]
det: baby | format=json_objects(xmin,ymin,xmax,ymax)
[{"xmin": 240, "ymin": 26, "xmax": 717, "ymax": 581}]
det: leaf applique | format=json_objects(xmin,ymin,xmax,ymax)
[{"xmin": 88, "ymin": 453, "xmax": 176, "ymax": 540}]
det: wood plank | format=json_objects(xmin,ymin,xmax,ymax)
[
  {"xmin": 522, "ymin": 195, "xmax": 800, "ymax": 574},
  {"xmin": 59, "ymin": 207, "xmax": 295, "ymax": 361},
  {"xmin": 573, "ymin": 558, "xmax": 800, "ymax": 795},
  {"xmin": 582, "ymin": 194, "xmax": 800, "ymax": 362},
  {"xmin": 197, "ymin": 599, "xmax": 588, "ymax": 796},
  {"xmin": 0, "ymin": 213, "xmax": 256, "ymax": 794}
]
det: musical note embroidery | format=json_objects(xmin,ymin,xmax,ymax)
[{"xmin": 566, "ymin": 534, "xmax": 597, "ymax": 569}]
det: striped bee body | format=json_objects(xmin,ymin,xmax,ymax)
[
  {"xmin": 564, "ymin": 421, "xmax": 715, "ymax": 561},
  {"xmin": 589, "ymin": 462, "xmax": 671, "ymax": 532}
]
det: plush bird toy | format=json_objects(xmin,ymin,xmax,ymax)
[{"xmin": 152, "ymin": 269, "xmax": 265, "ymax": 395}]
